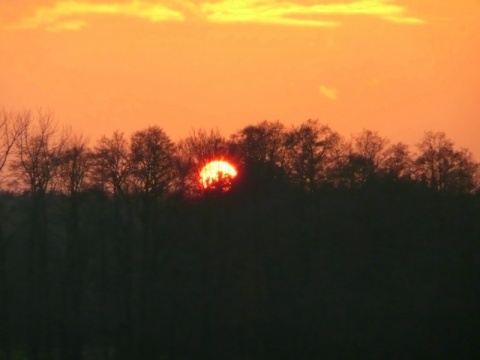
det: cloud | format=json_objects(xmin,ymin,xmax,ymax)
[
  {"xmin": 200, "ymin": 0, "xmax": 425, "ymax": 27},
  {"xmin": 2, "ymin": 0, "xmax": 424, "ymax": 31},
  {"xmin": 200, "ymin": 0, "xmax": 339, "ymax": 27},
  {"xmin": 382, "ymin": 15, "xmax": 425, "ymax": 24},
  {"xmin": 6, "ymin": 0, "xmax": 185, "ymax": 31},
  {"xmin": 319, "ymin": 85, "xmax": 337, "ymax": 100}
]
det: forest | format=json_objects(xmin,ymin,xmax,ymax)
[{"xmin": 0, "ymin": 109, "xmax": 479, "ymax": 359}]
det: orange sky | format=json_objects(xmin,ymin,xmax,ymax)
[{"xmin": 1, "ymin": 0, "xmax": 479, "ymax": 157}]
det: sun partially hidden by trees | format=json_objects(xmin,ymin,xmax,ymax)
[
  {"xmin": 0, "ymin": 110, "xmax": 478, "ymax": 195},
  {"xmin": 0, "ymin": 109, "xmax": 479, "ymax": 360}
]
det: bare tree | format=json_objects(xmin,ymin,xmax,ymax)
[
  {"xmin": 334, "ymin": 129, "xmax": 389, "ymax": 187},
  {"xmin": 353, "ymin": 129, "xmax": 389, "ymax": 177},
  {"xmin": 285, "ymin": 120, "xmax": 341, "ymax": 191},
  {"xmin": 229, "ymin": 121, "xmax": 288, "ymax": 188},
  {"xmin": 0, "ymin": 109, "xmax": 27, "ymax": 181},
  {"xmin": 11, "ymin": 110, "xmax": 66, "ymax": 194},
  {"xmin": 450, "ymin": 148, "xmax": 479, "ymax": 192},
  {"xmin": 0, "ymin": 109, "xmax": 27, "ymax": 360},
  {"xmin": 130, "ymin": 126, "xmax": 176, "ymax": 198},
  {"xmin": 415, "ymin": 132, "xmax": 478, "ymax": 192},
  {"xmin": 176, "ymin": 128, "xmax": 228, "ymax": 194},
  {"xmin": 10, "ymin": 110, "xmax": 65, "ymax": 360},
  {"xmin": 57, "ymin": 134, "xmax": 93, "ymax": 195},
  {"xmin": 381, "ymin": 142, "xmax": 414, "ymax": 181},
  {"xmin": 129, "ymin": 126, "xmax": 177, "ymax": 358},
  {"xmin": 92, "ymin": 131, "xmax": 134, "ymax": 358},
  {"xmin": 230, "ymin": 121, "xmax": 286, "ymax": 165},
  {"xmin": 92, "ymin": 131, "xmax": 131, "ymax": 195},
  {"xmin": 56, "ymin": 134, "xmax": 93, "ymax": 360}
]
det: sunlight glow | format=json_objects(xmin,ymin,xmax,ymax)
[{"xmin": 200, "ymin": 160, "xmax": 238, "ymax": 191}]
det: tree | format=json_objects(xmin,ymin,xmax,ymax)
[
  {"xmin": 57, "ymin": 134, "xmax": 93, "ymax": 360},
  {"xmin": 10, "ymin": 110, "xmax": 65, "ymax": 360},
  {"xmin": 92, "ymin": 131, "xmax": 134, "ymax": 359},
  {"xmin": 230, "ymin": 121, "xmax": 286, "ymax": 165},
  {"xmin": 12, "ymin": 111, "xmax": 65, "ymax": 194},
  {"xmin": 0, "ymin": 109, "xmax": 27, "ymax": 360},
  {"xmin": 57, "ymin": 134, "xmax": 93, "ymax": 195},
  {"xmin": 92, "ymin": 131, "xmax": 131, "ymax": 195},
  {"xmin": 129, "ymin": 126, "xmax": 176, "ymax": 199},
  {"xmin": 284, "ymin": 120, "xmax": 341, "ymax": 191},
  {"xmin": 381, "ymin": 142, "xmax": 414, "ymax": 181},
  {"xmin": 450, "ymin": 148, "xmax": 479, "ymax": 192},
  {"xmin": 229, "ymin": 121, "xmax": 287, "ymax": 189},
  {"xmin": 353, "ymin": 129, "xmax": 389, "ymax": 178},
  {"xmin": 415, "ymin": 132, "xmax": 479, "ymax": 192},
  {"xmin": 128, "ymin": 126, "xmax": 177, "ymax": 357},
  {"xmin": 334, "ymin": 129, "xmax": 388, "ymax": 187},
  {"xmin": 0, "ymin": 109, "xmax": 27, "ymax": 183},
  {"xmin": 176, "ymin": 129, "xmax": 228, "ymax": 195}
]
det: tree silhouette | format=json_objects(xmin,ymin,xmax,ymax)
[
  {"xmin": 57, "ymin": 134, "xmax": 93, "ymax": 195},
  {"xmin": 381, "ymin": 142, "xmax": 413, "ymax": 181},
  {"xmin": 12, "ymin": 111, "xmax": 65, "ymax": 194},
  {"xmin": 129, "ymin": 125, "xmax": 177, "ymax": 358},
  {"xmin": 0, "ymin": 109, "xmax": 27, "ymax": 360},
  {"xmin": 129, "ymin": 126, "xmax": 176, "ymax": 198},
  {"xmin": 0, "ymin": 109, "xmax": 26, "ymax": 178},
  {"xmin": 0, "ymin": 116, "xmax": 479, "ymax": 360},
  {"xmin": 92, "ymin": 131, "xmax": 131, "ymax": 195},
  {"xmin": 176, "ymin": 128, "xmax": 229, "ymax": 195},
  {"xmin": 91, "ymin": 131, "xmax": 136, "ymax": 359},
  {"xmin": 56, "ymin": 134, "xmax": 93, "ymax": 360},
  {"xmin": 10, "ymin": 111, "xmax": 65, "ymax": 360},
  {"xmin": 415, "ymin": 131, "xmax": 478, "ymax": 192},
  {"xmin": 284, "ymin": 119, "xmax": 341, "ymax": 191},
  {"xmin": 352, "ymin": 129, "xmax": 389, "ymax": 179},
  {"xmin": 333, "ymin": 129, "xmax": 388, "ymax": 187},
  {"xmin": 229, "ymin": 121, "xmax": 288, "ymax": 191}
]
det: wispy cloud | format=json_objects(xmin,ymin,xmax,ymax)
[
  {"xmin": 319, "ymin": 85, "xmax": 337, "ymax": 100},
  {"xmin": 3, "ymin": 0, "xmax": 424, "ymax": 31},
  {"xmin": 200, "ymin": 0, "xmax": 425, "ymax": 27},
  {"xmin": 7, "ymin": 0, "xmax": 185, "ymax": 31},
  {"xmin": 382, "ymin": 15, "xmax": 425, "ymax": 24},
  {"xmin": 200, "ymin": 0, "xmax": 339, "ymax": 27}
]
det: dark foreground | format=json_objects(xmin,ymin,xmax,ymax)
[{"xmin": 0, "ymin": 182, "xmax": 479, "ymax": 360}]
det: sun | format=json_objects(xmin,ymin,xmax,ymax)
[{"xmin": 200, "ymin": 160, "xmax": 238, "ymax": 192}]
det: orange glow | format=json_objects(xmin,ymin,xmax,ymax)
[
  {"xmin": 1, "ymin": 1, "xmax": 479, "ymax": 161},
  {"xmin": 200, "ymin": 160, "xmax": 238, "ymax": 191}
]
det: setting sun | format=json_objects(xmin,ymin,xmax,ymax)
[
  {"xmin": 0, "ymin": 1, "xmax": 478, "ymax": 358},
  {"xmin": 200, "ymin": 160, "xmax": 238, "ymax": 191}
]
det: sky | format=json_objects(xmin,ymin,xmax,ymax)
[{"xmin": 1, "ymin": 0, "xmax": 479, "ymax": 157}]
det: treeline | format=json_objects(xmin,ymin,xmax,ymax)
[
  {"xmin": 0, "ymin": 109, "xmax": 479, "ymax": 360},
  {"xmin": 1, "ymin": 110, "xmax": 479, "ymax": 196}
]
